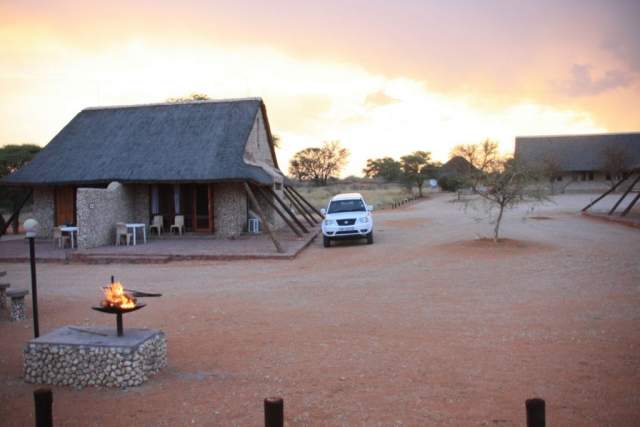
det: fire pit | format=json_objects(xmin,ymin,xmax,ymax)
[
  {"xmin": 23, "ymin": 277, "xmax": 167, "ymax": 388},
  {"xmin": 92, "ymin": 280, "xmax": 146, "ymax": 336}
]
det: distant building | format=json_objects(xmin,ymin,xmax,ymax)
[{"xmin": 515, "ymin": 132, "xmax": 640, "ymax": 191}]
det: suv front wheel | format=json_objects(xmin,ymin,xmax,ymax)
[
  {"xmin": 323, "ymin": 236, "xmax": 331, "ymax": 248},
  {"xmin": 366, "ymin": 232, "xmax": 374, "ymax": 245}
]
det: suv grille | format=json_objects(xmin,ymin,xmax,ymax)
[{"xmin": 337, "ymin": 219, "xmax": 356, "ymax": 226}]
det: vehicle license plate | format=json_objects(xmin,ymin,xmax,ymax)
[{"xmin": 342, "ymin": 226, "xmax": 355, "ymax": 231}]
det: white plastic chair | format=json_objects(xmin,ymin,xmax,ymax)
[
  {"xmin": 170, "ymin": 215, "xmax": 185, "ymax": 236},
  {"xmin": 149, "ymin": 215, "xmax": 163, "ymax": 236},
  {"xmin": 53, "ymin": 226, "xmax": 71, "ymax": 248},
  {"xmin": 115, "ymin": 223, "xmax": 132, "ymax": 246}
]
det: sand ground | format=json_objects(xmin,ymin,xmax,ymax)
[{"xmin": 1, "ymin": 193, "xmax": 639, "ymax": 426}]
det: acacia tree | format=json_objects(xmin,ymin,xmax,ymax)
[
  {"xmin": 363, "ymin": 157, "xmax": 402, "ymax": 182},
  {"xmin": 400, "ymin": 151, "xmax": 433, "ymax": 197},
  {"xmin": 0, "ymin": 144, "xmax": 42, "ymax": 232},
  {"xmin": 450, "ymin": 139, "xmax": 500, "ymax": 191},
  {"xmin": 475, "ymin": 158, "xmax": 547, "ymax": 242},
  {"xmin": 288, "ymin": 141, "xmax": 349, "ymax": 185}
]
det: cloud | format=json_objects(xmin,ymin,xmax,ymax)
[
  {"xmin": 364, "ymin": 90, "xmax": 400, "ymax": 109},
  {"xmin": 555, "ymin": 64, "xmax": 634, "ymax": 97}
]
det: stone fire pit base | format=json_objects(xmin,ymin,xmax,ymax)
[{"xmin": 24, "ymin": 326, "xmax": 167, "ymax": 388}]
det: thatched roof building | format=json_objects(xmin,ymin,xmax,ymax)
[
  {"xmin": 0, "ymin": 98, "xmax": 320, "ymax": 250},
  {"xmin": 515, "ymin": 132, "xmax": 640, "ymax": 172},
  {"xmin": 3, "ymin": 98, "xmax": 282, "ymax": 186}
]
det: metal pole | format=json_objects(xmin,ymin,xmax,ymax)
[
  {"xmin": 116, "ymin": 313, "xmax": 123, "ymax": 337},
  {"xmin": 526, "ymin": 398, "xmax": 545, "ymax": 427},
  {"xmin": 29, "ymin": 236, "xmax": 40, "ymax": 338},
  {"xmin": 34, "ymin": 388, "xmax": 53, "ymax": 427},
  {"xmin": 264, "ymin": 397, "xmax": 283, "ymax": 427}
]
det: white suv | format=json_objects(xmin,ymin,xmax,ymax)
[{"xmin": 320, "ymin": 193, "xmax": 374, "ymax": 247}]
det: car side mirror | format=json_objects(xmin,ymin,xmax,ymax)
[
  {"xmin": 320, "ymin": 208, "xmax": 326, "ymax": 216},
  {"xmin": 367, "ymin": 205, "xmax": 374, "ymax": 212}
]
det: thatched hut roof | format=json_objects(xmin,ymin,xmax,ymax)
[
  {"xmin": 515, "ymin": 132, "xmax": 640, "ymax": 172},
  {"xmin": 2, "ymin": 98, "xmax": 282, "ymax": 186}
]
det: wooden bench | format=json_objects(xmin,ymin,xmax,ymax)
[{"xmin": 6, "ymin": 289, "xmax": 28, "ymax": 321}]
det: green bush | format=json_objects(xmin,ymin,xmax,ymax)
[{"xmin": 438, "ymin": 175, "xmax": 465, "ymax": 192}]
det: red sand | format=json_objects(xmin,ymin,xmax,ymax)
[{"xmin": 1, "ymin": 193, "xmax": 638, "ymax": 426}]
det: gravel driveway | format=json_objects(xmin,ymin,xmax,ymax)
[{"xmin": 1, "ymin": 193, "xmax": 638, "ymax": 426}]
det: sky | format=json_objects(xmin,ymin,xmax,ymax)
[{"xmin": 1, "ymin": 0, "xmax": 638, "ymax": 176}]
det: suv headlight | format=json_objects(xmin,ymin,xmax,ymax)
[
  {"xmin": 324, "ymin": 219, "xmax": 335, "ymax": 226},
  {"xmin": 358, "ymin": 217, "xmax": 369, "ymax": 223}
]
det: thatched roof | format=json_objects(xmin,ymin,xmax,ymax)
[
  {"xmin": 515, "ymin": 132, "xmax": 640, "ymax": 172},
  {"xmin": 438, "ymin": 156, "xmax": 476, "ymax": 177},
  {"xmin": 2, "ymin": 98, "xmax": 282, "ymax": 186}
]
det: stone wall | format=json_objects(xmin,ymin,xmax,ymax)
[
  {"xmin": 76, "ymin": 183, "xmax": 148, "ymax": 249},
  {"xmin": 24, "ymin": 327, "xmax": 167, "ymax": 388},
  {"xmin": 213, "ymin": 183, "xmax": 247, "ymax": 237},
  {"xmin": 32, "ymin": 187, "xmax": 55, "ymax": 239}
]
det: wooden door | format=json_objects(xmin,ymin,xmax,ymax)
[
  {"xmin": 192, "ymin": 184, "xmax": 213, "ymax": 232},
  {"xmin": 55, "ymin": 186, "xmax": 76, "ymax": 225}
]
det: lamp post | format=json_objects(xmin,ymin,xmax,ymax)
[{"xmin": 24, "ymin": 218, "xmax": 40, "ymax": 338}]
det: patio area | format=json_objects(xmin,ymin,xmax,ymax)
[{"xmin": 0, "ymin": 229, "xmax": 319, "ymax": 264}]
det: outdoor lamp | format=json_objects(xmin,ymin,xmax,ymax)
[
  {"xmin": 24, "ymin": 218, "xmax": 40, "ymax": 337},
  {"xmin": 24, "ymin": 218, "xmax": 39, "ymax": 238}
]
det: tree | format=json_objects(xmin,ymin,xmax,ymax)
[
  {"xmin": 540, "ymin": 156, "xmax": 574, "ymax": 194},
  {"xmin": 400, "ymin": 151, "xmax": 433, "ymax": 197},
  {"xmin": 271, "ymin": 134, "xmax": 281, "ymax": 149},
  {"xmin": 362, "ymin": 157, "xmax": 402, "ymax": 182},
  {"xmin": 450, "ymin": 139, "xmax": 500, "ymax": 191},
  {"xmin": 288, "ymin": 141, "xmax": 349, "ymax": 185},
  {"xmin": 0, "ymin": 144, "xmax": 42, "ymax": 232},
  {"xmin": 474, "ymin": 158, "xmax": 547, "ymax": 242},
  {"xmin": 166, "ymin": 93, "xmax": 211, "ymax": 103},
  {"xmin": 602, "ymin": 145, "xmax": 631, "ymax": 187}
]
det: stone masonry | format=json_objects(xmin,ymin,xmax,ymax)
[
  {"xmin": 76, "ymin": 182, "xmax": 149, "ymax": 249},
  {"xmin": 32, "ymin": 187, "xmax": 55, "ymax": 239},
  {"xmin": 213, "ymin": 183, "xmax": 247, "ymax": 237},
  {"xmin": 24, "ymin": 326, "xmax": 167, "ymax": 388}
]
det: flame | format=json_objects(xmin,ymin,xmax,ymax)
[{"xmin": 101, "ymin": 282, "xmax": 136, "ymax": 309}]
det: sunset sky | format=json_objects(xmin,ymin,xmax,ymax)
[{"xmin": 1, "ymin": 0, "xmax": 638, "ymax": 176}]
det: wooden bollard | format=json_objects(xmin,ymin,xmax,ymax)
[
  {"xmin": 34, "ymin": 388, "xmax": 53, "ymax": 427},
  {"xmin": 264, "ymin": 397, "xmax": 283, "ymax": 427},
  {"xmin": 526, "ymin": 398, "xmax": 545, "ymax": 427}
]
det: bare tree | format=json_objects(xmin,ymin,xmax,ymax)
[
  {"xmin": 540, "ymin": 156, "xmax": 575, "ymax": 194},
  {"xmin": 473, "ymin": 159, "xmax": 548, "ymax": 242},
  {"xmin": 602, "ymin": 145, "xmax": 631, "ymax": 187},
  {"xmin": 167, "ymin": 93, "xmax": 211, "ymax": 103},
  {"xmin": 288, "ymin": 141, "xmax": 349, "ymax": 185},
  {"xmin": 450, "ymin": 139, "xmax": 500, "ymax": 191}
]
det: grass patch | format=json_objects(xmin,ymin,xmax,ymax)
[{"xmin": 294, "ymin": 182, "xmax": 420, "ymax": 210}]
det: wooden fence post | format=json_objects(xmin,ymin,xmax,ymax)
[
  {"xmin": 526, "ymin": 398, "xmax": 545, "ymax": 427},
  {"xmin": 264, "ymin": 397, "xmax": 283, "ymax": 427},
  {"xmin": 34, "ymin": 388, "xmax": 53, "ymax": 427}
]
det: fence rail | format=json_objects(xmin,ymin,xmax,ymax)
[{"xmin": 33, "ymin": 389, "xmax": 547, "ymax": 426}]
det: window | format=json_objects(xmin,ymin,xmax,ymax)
[{"xmin": 328, "ymin": 199, "xmax": 366, "ymax": 214}]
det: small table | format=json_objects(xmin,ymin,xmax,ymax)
[
  {"xmin": 126, "ymin": 223, "xmax": 147, "ymax": 245},
  {"xmin": 60, "ymin": 226, "xmax": 79, "ymax": 249}
]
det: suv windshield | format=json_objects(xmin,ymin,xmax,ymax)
[{"xmin": 328, "ymin": 199, "xmax": 366, "ymax": 214}]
